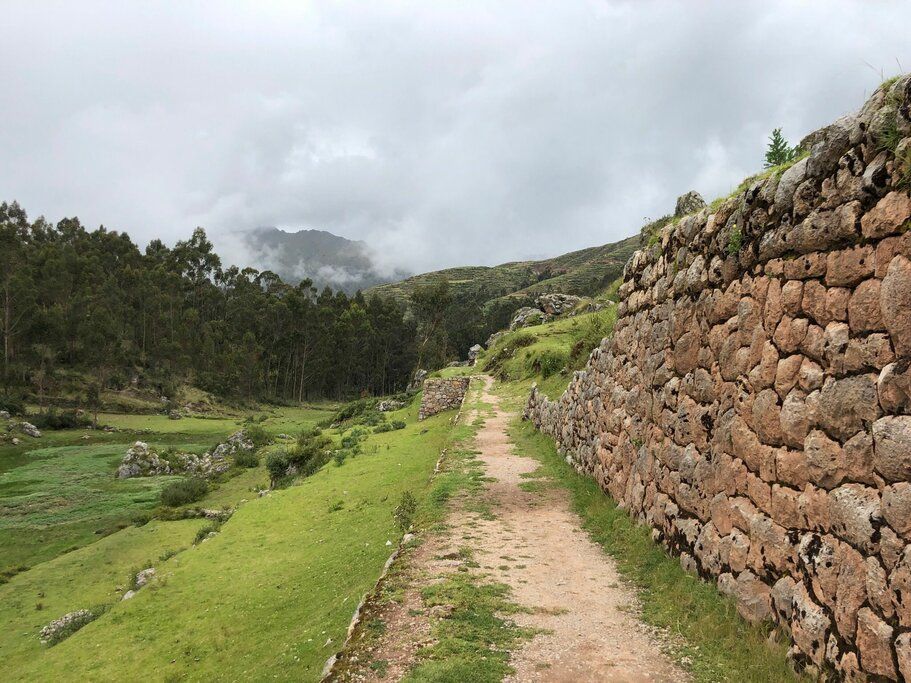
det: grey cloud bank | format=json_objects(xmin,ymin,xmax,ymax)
[{"xmin": 2, "ymin": 1, "xmax": 910, "ymax": 273}]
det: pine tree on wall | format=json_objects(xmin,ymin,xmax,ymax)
[{"xmin": 764, "ymin": 128, "xmax": 799, "ymax": 168}]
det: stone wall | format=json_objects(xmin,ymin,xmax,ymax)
[
  {"xmin": 524, "ymin": 76, "xmax": 911, "ymax": 679},
  {"xmin": 419, "ymin": 378, "xmax": 470, "ymax": 420}
]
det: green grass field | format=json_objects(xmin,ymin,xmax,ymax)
[
  {"xmin": 3, "ymin": 395, "xmax": 458, "ymax": 681},
  {"xmin": 0, "ymin": 405, "xmax": 334, "ymax": 574}
]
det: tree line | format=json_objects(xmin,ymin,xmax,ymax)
[
  {"xmin": 0, "ymin": 201, "xmax": 531, "ymax": 406},
  {"xmin": 0, "ymin": 202, "xmax": 435, "ymax": 404}
]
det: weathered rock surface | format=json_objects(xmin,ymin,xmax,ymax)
[
  {"xmin": 674, "ymin": 190, "xmax": 706, "ymax": 217},
  {"xmin": 535, "ymin": 293, "xmax": 582, "ymax": 316},
  {"xmin": 510, "ymin": 306, "xmax": 546, "ymax": 330},
  {"xmin": 406, "ymin": 368, "xmax": 427, "ymax": 393},
  {"xmin": 376, "ymin": 399, "xmax": 405, "ymax": 412},
  {"xmin": 524, "ymin": 77, "xmax": 911, "ymax": 680},
  {"xmin": 18, "ymin": 421, "xmax": 41, "ymax": 438},
  {"xmin": 116, "ymin": 431, "xmax": 253, "ymax": 479},
  {"xmin": 39, "ymin": 609, "xmax": 97, "ymax": 644}
]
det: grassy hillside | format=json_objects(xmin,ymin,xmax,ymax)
[
  {"xmin": 3, "ymin": 397, "xmax": 459, "ymax": 681},
  {"xmin": 368, "ymin": 235, "xmax": 639, "ymax": 308},
  {"xmin": 0, "ymin": 406, "xmax": 334, "ymax": 572},
  {"xmin": 481, "ymin": 306, "xmax": 617, "ymax": 398}
]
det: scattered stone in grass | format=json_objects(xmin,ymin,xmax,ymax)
[{"xmin": 39, "ymin": 609, "xmax": 99, "ymax": 645}]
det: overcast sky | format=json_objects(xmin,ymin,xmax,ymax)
[{"xmin": 2, "ymin": 1, "xmax": 910, "ymax": 273}]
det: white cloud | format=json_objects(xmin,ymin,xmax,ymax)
[{"xmin": 1, "ymin": 0, "xmax": 909, "ymax": 272}]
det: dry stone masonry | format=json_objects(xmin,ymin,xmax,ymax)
[
  {"xmin": 418, "ymin": 377, "xmax": 470, "ymax": 420},
  {"xmin": 525, "ymin": 76, "xmax": 911, "ymax": 680}
]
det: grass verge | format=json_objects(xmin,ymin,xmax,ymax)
[
  {"xmin": 406, "ymin": 567, "xmax": 535, "ymax": 683},
  {"xmin": 331, "ymin": 377, "xmax": 533, "ymax": 682}
]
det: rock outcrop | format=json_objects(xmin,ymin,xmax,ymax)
[
  {"xmin": 525, "ymin": 76, "xmax": 911, "ymax": 679},
  {"xmin": 18, "ymin": 421, "xmax": 41, "ymax": 438},
  {"xmin": 406, "ymin": 369, "xmax": 428, "ymax": 393},
  {"xmin": 419, "ymin": 378, "xmax": 469, "ymax": 420},
  {"xmin": 116, "ymin": 431, "xmax": 254, "ymax": 479},
  {"xmin": 377, "ymin": 399, "xmax": 405, "ymax": 412},
  {"xmin": 509, "ymin": 293, "xmax": 587, "ymax": 331},
  {"xmin": 509, "ymin": 306, "xmax": 545, "ymax": 330},
  {"xmin": 536, "ymin": 293, "xmax": 582, "ymax": 316},
  {"xmin": 39, "ymin": 609, "xmax": 97, "ymax": 645},
  {"xmin": 675, "ymin": 190, "xmax": 706, "ymax": 217}
]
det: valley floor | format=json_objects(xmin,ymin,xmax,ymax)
[{"xmin": 1, "ymin": 399, "xmax": 454, "ymax": 681}]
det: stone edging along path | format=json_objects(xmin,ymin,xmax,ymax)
[{"xmin": 320, "ymin": 380, "xmax": 473, "ymax": 681}]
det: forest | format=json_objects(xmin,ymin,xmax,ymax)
[{"xmin": 0, "ymin": 201, "xmax": 509, "ymax": 406}]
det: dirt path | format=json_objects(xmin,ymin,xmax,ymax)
[{"xmin": 336, "ymin": 376, "xmax": 685, "ymax": 682}]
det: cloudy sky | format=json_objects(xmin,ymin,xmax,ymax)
[{"xmin": 2, "ymin": 1, "xmax": 910, "ymax": 274}]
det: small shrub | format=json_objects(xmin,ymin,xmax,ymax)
[
  {"xmin": 510, "ymin": 331, "xmax": 537, "ymax": 348},
  {"xmin": 330, "ymin": 398, "xmax": 379, "ymax": 424},
  {"xmin": 727, "ymin": 224, "xmax": 743, "ymax": 256},
  {"xmin": 363, "ymin": 412, "xmax": 386, "ymax": 426},
  {"xmin": 341, "ymin": 427, "xmax": 369, "ymax": 449},
  {"xmin": 391, "ymin": 419, "xmax": 406, "ymax": 430},
  {"xmin": 31, "ymin": 408, "xmax": 91, "ymax": 430},
  {"xmin": 333, "ymin": 450, "xmax": 348, "ymax": 466},
  {"xmin": 158, "ymin": 447, "xmax": 184, "ymax": 468},
  {"xmin": 0, "ymin": 564, "xmax": 30, "ymax": 584},
  {"xmin": 393, "ymin": 490, "xmax": 418, "ymax": 532},
  {"xmin": 296, "ymin": 426, "xmax": 324, "ymax": 448},
  {"xmin": 160, "ymin": 478, "xmax": 208, "ymax": 507},
  {"xmin": 0, "ymin": 394, "xmax": 26, "ymax": 417},
  {"xmin": 244, "ymin": 424, "xmax": 271, "ymax": 447},
  {"xmin": 265, "ymin": 450, "xmax": 290, "ymax": 484},
  {"xmin": 131, "ymin": 511, "xmax": 152, "ymax": 527},
  {"xmin": 534, "ymin": 349, "xmax": 568, "ymax": 379},
  {"xmin": 268, "ymin": 428, "xmax": 334, "ymax": 485},
  {"xmin": 158, "ymin": 549, "xmax": 179, "ymax": 562},
  {"xmin": 194, "ymin": 523, "xmax": 220, "ymax": 544},
  {"xmin": 234, "ymin": 450, "xmax": 259, "ymax": 468},
  {"xmin": 764, "ymin": 128, "xmax": 800, "ymax": 168},
  {"xmin": 374, "ymin": 423, "xmax": 393, "ymax": 433}
]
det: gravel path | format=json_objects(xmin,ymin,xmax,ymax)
[{"xmin": 338, "ymin": 375, "xmax": 686, "ymax": 682}]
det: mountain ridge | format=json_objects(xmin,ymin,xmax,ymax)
[{"xmin": 236, "ymin": 226, "xmax": 409, "ymax": 293}]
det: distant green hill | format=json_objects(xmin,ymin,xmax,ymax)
[{"xmin": 369, "ymin": 234, "xmax": 640, "ymax": 309}]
